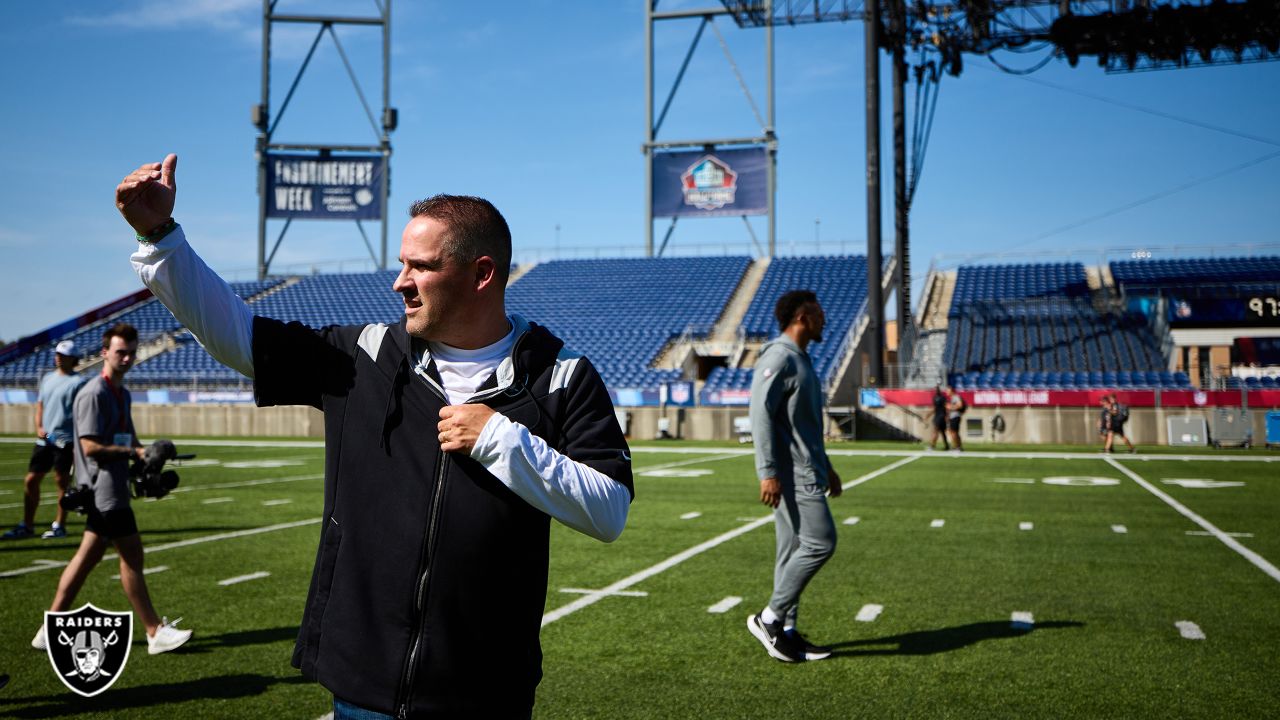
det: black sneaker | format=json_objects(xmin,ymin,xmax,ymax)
[
  {"xmin": 747, "ymin": 614, "xmax": 805, "ymax": 662},
  {"xmin": 788, "ymin": 629, "xmax": 832, "ymax": 661}
]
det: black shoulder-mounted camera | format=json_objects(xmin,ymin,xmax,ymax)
[
  {"xmin": 61, "ymin": 439, "xmax": 195, "ymax": 514},
  {"xmin": 131, "ymin": 439, "xmax": 194, "ymax": 499}
]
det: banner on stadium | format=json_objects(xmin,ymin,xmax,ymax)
[
  {"xmin": 266, "ymin": 153, "xmax": 383, "ymax": 220},
  {"xmin": 873, "ymin": 389, "xmax": 1280, "ymax": 408},
  {"xmin": 652, "ymin": 147, "xmax": 768, "ymax": 218},
  {"xmin": 661, "ymin": 381, "xmax": 696, "ymax": 407},
  {"xmin": 701, "ymin": 388, "xmax": 752, "ymax": 406}
]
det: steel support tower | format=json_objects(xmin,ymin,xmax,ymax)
[
  {"xmin": 644, "ymin": 2, "xmax": 778, "ymax": 257},
  {"xmin": 253, "ymin": 0, "xmax": 396, "ymax": 279}
]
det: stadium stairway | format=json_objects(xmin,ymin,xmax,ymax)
[
  {"xmin": 920, "ymin": 269, "xmax": 956, "ymax": 332},
  {"xmin": 710, "ymin": 257, "xmax": 771, "ymax": 344},
  {"xmin": 507, "ymin": 262, "xmax": 537, "ymax": 286},
  {"xmin": 900, "ymin": 268, "xmax": 955, "ymax": 388}
]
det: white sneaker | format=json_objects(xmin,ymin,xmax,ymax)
[
  {"xmin": 147, "ymin": 617, "xmax": 192, "ymax": 655},
  {"xmin": 32, "ymin": 625, "xmax": 47, "ymax": 650}
]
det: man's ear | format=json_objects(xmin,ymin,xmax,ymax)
[{"xmin": 474, "ymin": 256, "xmax": 498, "ymax": 291}]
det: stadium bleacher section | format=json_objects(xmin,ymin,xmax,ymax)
[
  {"xmin": 12, "ymin": 254, "xmax": 1264, "ymax": 401},
  {"xmin": 127, "ymin": 272, "xmax": 401, "ymax": 384},
  {"xmin": 506, "ymin": 256, "xmax": 751, "ymax": 390},
  {"xmin": 704, "ymin": 255, "xmax": 870, "ymax": 397},
  {"xmin": 941, "ymin": 263, "xmax": 1186, "ymax": 389},
  {"xmin": 1111, "ymin": 256, "xmax": 1280, "ymax": 294},
  {"xmin": 0, "ymin": 279, "xmax": 283, "ymax": 385}
]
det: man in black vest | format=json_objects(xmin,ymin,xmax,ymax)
[{"xmin": 118, "ymin": 154, "xmax": 634, "ymax": 719}]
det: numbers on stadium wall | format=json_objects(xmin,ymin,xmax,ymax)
[{"xmin": 1247, "ymin": 296, "xmax": 1279, "ymax": 318}]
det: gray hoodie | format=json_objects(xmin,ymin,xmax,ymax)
[{"xmin": 750, "ymin": 334, "xmax": 830, "ymax": 488}]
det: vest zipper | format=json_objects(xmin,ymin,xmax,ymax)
[{"xmin": 394, "ymin": 449, "xmax": 449, "ymax": 718}]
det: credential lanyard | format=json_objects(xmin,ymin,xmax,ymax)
[{"xmin": 100, "ymin": 371, "xmax": 129, "ymax": 435}]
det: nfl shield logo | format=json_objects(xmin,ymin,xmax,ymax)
[
  {"xmin": 44, "ymin": 604, "xmax": 133, "ymax": 697},
  {"xmin": 670, "ymin": 383, "xmax": 690, "ymax": 405}
]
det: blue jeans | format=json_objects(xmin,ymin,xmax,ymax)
[{"xmin": 333, "ymin": 698, "xmax": 394, "ymax": 720}]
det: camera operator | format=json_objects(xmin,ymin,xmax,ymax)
[{"xmin": 30, "ymin": 323, "xmax": 192, "ymax": 656}]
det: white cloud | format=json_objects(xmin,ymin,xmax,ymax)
[{"xmin": 68, "ymin": 0, "xmax": 259, "ymax": 31}]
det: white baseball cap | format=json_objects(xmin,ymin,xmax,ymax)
[{"xmin": 54, "ymin": 340, "xmax": 77, "ymax": 357}]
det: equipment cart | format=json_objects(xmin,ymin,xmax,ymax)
[{"xmin": 1210, "ymin": 408, "xmax": 1252, "ymax": 449}]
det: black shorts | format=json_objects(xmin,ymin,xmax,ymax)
[
  {"xmin": 85, "ymin": 507, "xmax": 139, "ymax": 540},
  {"xmin": 932, "ymin": 415, "xmax": 947, "ymax": 431},
  {"xmin": 1110, "ymin": 423, "xmax": 1127, "ymax": 438},
  {"xmin": 947, "ymin": 416, "xmax": 962, "ymax": 432},
  {"xmin": 28, "ymin": 442, "xmax": 73, "ymax": 476}
]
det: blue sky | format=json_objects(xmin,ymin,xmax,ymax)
[{"xmin": 1, "ymin": 0, "xmax": 1277, "ymax": 342}]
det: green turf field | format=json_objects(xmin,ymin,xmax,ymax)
[{"xmin": 0, "ymin": 436, "xmax": 1277, "ymax": 718}]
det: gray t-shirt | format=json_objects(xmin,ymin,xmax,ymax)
[
  {"xmin": 73, "ymin": 374, "xmax": 136, "ymax": 512},
  {"xmin": 39, "ymin": 369, "xmax": 88, "ymax": 446}
]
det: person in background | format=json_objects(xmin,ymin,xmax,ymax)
[
  {"xmin": 747, "ymin": 290, "xmax": 842, "ymax": 663},
  {"xmin": 1104, "ymin": 393, "xmax": 1136, "ymax": 454},
  {"xmin": 946, "ymin": 386, "xmax": 967, "ymax": 451},
  {"xmin": 31, "ymin": 323, "xmax": 193, "ymax": 656},
  {"xmin": 1097, "ymin": 395, "xmax": 1112, "ymax": 451},
  {"xmin": 928, "ymin": 385, "xmax": 950, "ymax": 451},
  {"xmin": 3, "ymin": 340, "xmax": 88, "ymax": 540}
]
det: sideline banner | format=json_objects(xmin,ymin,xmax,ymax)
[
  {"xmin": 652, "ymin": 147, "xmax": 768, "ymax": 218},
  {"xmin": 876, "ymin": 389, "xmax": 1280, "ymax": 408},
  {"xmin": 266, "ymin": 153, "xmax": 383, "ymax": 220}
]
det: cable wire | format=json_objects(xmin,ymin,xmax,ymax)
[{"xmin": 999, "ymin": 149, "xmax": 1280, "ymax": 253}]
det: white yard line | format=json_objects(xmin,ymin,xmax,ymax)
[
  {"xmin": 559, "ymin": 588, "xmax": 648, "ymax": 597},
  {"xmin": 541, "ymin": 515, "xmax": 774, "ymax": 627},
  {"xmin": 680, "ymin": 511, "xmax": 702, "ymax": 520},
  {"xmin": 0, "ymin": 518, "xmax": 321, "ymax": 578},
  {"xmin": 707, "ymin": 596, "xmax": 743, "ymax": 614},
  {"xmin": 1112, "ymin": 524, "xmax": 1128, "ymax": 534},
  {"xmin": 931, "ymin": 519, "xmax": 945, "ymax": 528},
  {"xmin": 1105, "ymin": 457, "xmax": 1280, "ymax": 584},
  {"xmin": 843, "ymin": 516, "xmax": 861, "ymax": 526},
  {"xmin": 633, "ymin": 453, "xmax": 744, "ymax": 473},
  {"xmin": 0, "ymin": 472, "xmax": 325, "ymax": 511},
  {"xmin": 1019, "ymin": 521, "xmax": 1034, "ymax": 531},
  {"xmin": 111, "ymin": 565, "xmax": 169, "ymax": 580},
  {"xmin": 1175, "ymin": 621, "xmax": 1206, "ymax": 640},
  {"xmin": 630, "ymin": 444, "xmax": 1280, "ymax": 463},
  {"xmin": 541, "ymin": 455, "xmax": 916, "ymax": 627},
  {"xmin": 843, "ymin": 455, "xmax": 921, "ymax": 489},
  {"xmin": 855, "ymin": 604, "xmax": 884, "ymax": 622},
  {"xmin": 1011, "ymin": 611, "xmax": 1035, "ymax": 629},
  {"xmin": 171, "ymin": 473, "xmax": 324, "ymax": 494},
  {"xmin": 219, "ymin": 571, "xmax": 272, "ymax": 586}
]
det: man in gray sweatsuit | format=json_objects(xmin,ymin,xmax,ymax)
[{"xmin": 746, "ymin": 290, "xmax": 843, "ymax": 663}]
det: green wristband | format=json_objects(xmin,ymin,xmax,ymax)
[{"xmin": 137, "ymin": 218, "xmax": 178, "ymax": 244}]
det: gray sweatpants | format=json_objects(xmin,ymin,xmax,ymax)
[{"xmin": 769, "ymin": 482, "xmax": 837, "ymax": 626}]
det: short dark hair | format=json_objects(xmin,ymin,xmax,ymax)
[
  {"xmin": 775, "ymin": 290, "xmax": 818, "ymax": 331},
  {"xmin": 102, "ymin": 323, "xmax": 138, "ymax": 349},
  {"xmin": 408, "ymin": 195, "xmax": 512, "ymax": 285}
]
